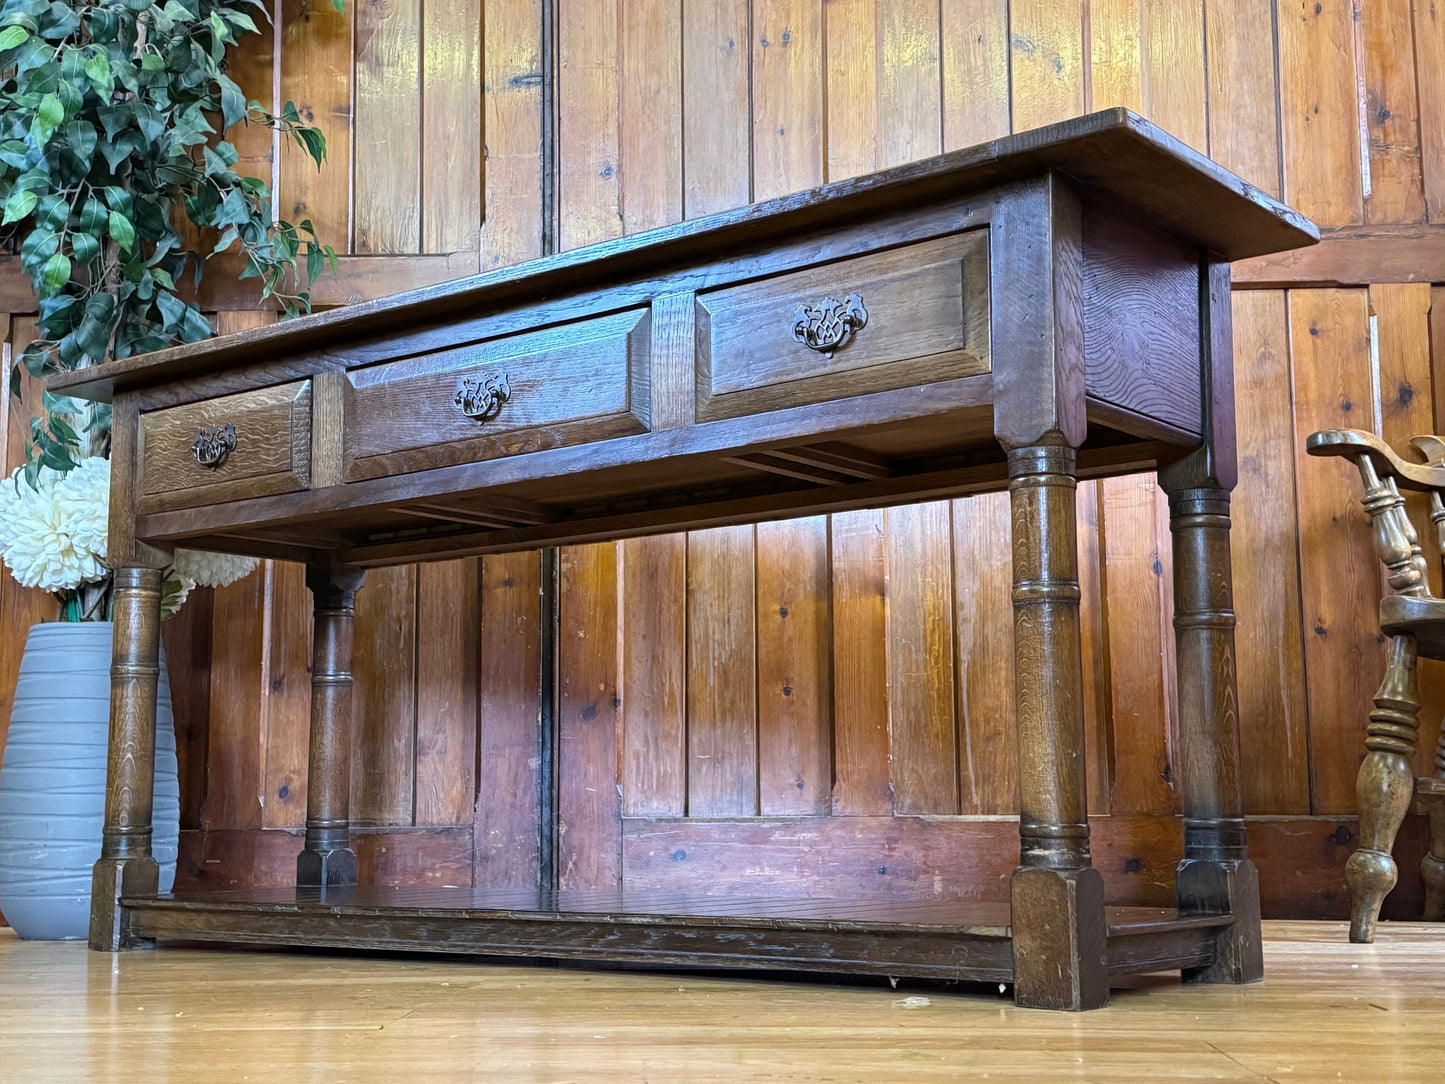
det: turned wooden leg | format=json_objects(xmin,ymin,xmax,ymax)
[
  {"xmin": 1163, "ymin": 485, "xmax": 1263, "ymax": 984},
  {"xmin": 296, "ymin": 566, "xmax": 366, "ymax": 889},
  {"xmin": 1007, "ymin": 444, "xmax": 1108, "ymax": 1011},
  {"xmin": 90, "ymin": 567, "xmax": 164, "ymax": 951},
  {"xmin": 1345, "ymin": 634, "xmax": 1422, "ymax": 942}
]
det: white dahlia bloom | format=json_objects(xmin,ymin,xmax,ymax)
[
  {"xmin": 0, "ymin": 457, "xmax": 111, "ymax": 592},
  {"xmin": 170, "ymin": 548, "xmax": 259, "ymax": 588}
]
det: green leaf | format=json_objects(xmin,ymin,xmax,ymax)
[
  {"xmin": 107, "ymin": 209, "xmax": 135, "ymax": 252},
  {"xmin": 1, "ymin": 187, "xmax": 37, "ymax": 224},
  {"xmin": 78, "ymin": 196, "xmax": 106, "ymax": 233},
  {"xmin": 0, "ymin": 140, "xmax": 30, "ymax": 169},
  {"xmin": 84, "ymin": 50, "xmax": 111, "ymax": 96},
  {"xmin": 331, "ymin": 0, "xmax": 343, "ymax": 12},
  {"xmin": 70, "ymin": 230, "xmax": 100, "ymax": 267},
  {"xmin": 61, "ymin": 118, "xmax": 97, "ymax": 163},
  {"xmin": 40, "ymin": 250, "xmax": 69, "ymax": 293},
  {"xmin": 28, "ymin": 91, "xmax": 63, "ymax": 146},
  {"xmin": 0, "ymin": 24, "xmax": 29, "ymax": 50},
  {"xmin": 41, "ymin": 389, "xmax": 86, "ymax": 415},
  {"xmin": 140, "ymin": 50, "xmax": 165, "ymax": 73}
]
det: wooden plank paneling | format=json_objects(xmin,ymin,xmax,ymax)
[
  {"xmin": 557, "ymin": 543, "xmax": 622, "ymax": 890},
  {"xmin": 685, "ymin": 526, "xmax": 758, "ymax": 817},
  {"xmin": 885, "ymin": 502, "xmax": 958, "ymax": 815},
  {"xmin": 164, "ymin": 586, "xmax": 213, "ymax": 829},
  {"xmin": 1100, "ymin": 474, "xmax": 1179, "ymax": 816},
  {"xmin": 202, "ymin": 570, "xmax": 268, "ymax": 830},
  {"xmin": 354, "ymin": 0, "xmax": 422, "ymax": 254},
  {"xmin": 829, "ymin": 509, "xmax": 893, "ymax": 816},
  {"xmin": 941, "ymin": 0, "xmax": 1010, "ymax": 150},
  {"xmin": 259, "ymin": 560, "xmax": 310, "ymax": 831},
  {"xmin": 1076, "ymin": 479, "xmax": 1113, "ymax": 814},
  {"xmin": 824, "ymin": 0, "xmax": 878, "ymax": 181},
  {"xmin": 1361, "ymin": 0, "xmax": 1426, "ymax": 224},
  {"xmin": 480, "ymin": 0, "xmax": 544, "ymax": 270},
  {"xmin": 414, "ymin": 559, "xmax": 479, "ymax": 826},
  {"xmin": 1205, "ymin": 0, "xmax": 1282, "ymax": 196},
  {"xmin": 1141, "ymin": 0, "xmax": 1207, "ymax": 152},
  {"xmin": 421, "ymin": 0, "xmax": 483, "ymax": 254},
  {"xmin": 557, "ymin": 0, "xmax": 622, "ymax": 251},
  {"xmin": 619, "ymin": 0, "xmax": 683, "ymax": 233},
  {"xmin": 1088, "ymin": 0, "xmax": 1143, "ymax": 114},
  {"xmin": 878, "ymin": 0, "xmax": 941, "ymax": 168},
  {"xmin": 620, "ymin": 535, "xmax": 687, "ymax": 817},
  {"xmin": 1231, "ymin": 290, "xmax": 1310, "ymax": 815},
  {"xmin": 1417, "ymin": 0, "xmax": 1445, "ymax": 222},
  {"xmin": 952, "ymin": 494, "xmax": 1016, "ymax": 815},
  {"xmin": 1008, "ymin": 0, "xmax": 1084, "ymax": 132},
  {"xmin": 756, "ymin": 518, "xmax": 832, "ymax": 816},
  {"xmin": 350, "ymin": 566, "xmax": 417, "ymax": 826},
  {"xmin": 279, "ymin": 0, "xmax": 354, "ymax": 247},
  {"xmin": 1278, "ymin": 0, "xmax": 1365, "ymax": 226},
  {"xmin": 474, "ymin": 552, "xmax": 542, "ymax": 890},
  {"xmin": 752, "ymin": 0, "xmax": 825, "ymax": 201},
  {"xmin": 682, "ymin": 0, "xmax": 751, "ymax": 216},
  {"xmin": 1289, "ymin": 288, "xmax": 1378, "ymax": 815}
]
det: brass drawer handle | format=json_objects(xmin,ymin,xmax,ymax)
[
  {"xmin": 192, "ymin": 424, "xmax": 237, "ymax": 469},
  {"xmin": 454, "ymin": 372, "xmax": 511, "ymax": 422},
  {"xmin": 792, "ymin": 293, "xmax": 867, "ymax": 358}
]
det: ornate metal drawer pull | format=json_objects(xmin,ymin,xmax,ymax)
[
  {"xmin": 454, "ymin": 372, "xmax": 511, "ymax": 422},
  {"xmin": 191, "ymin": 423, "xmax": 237, "ymax": 469},
  {"xmin": 792, "ymin": 293, "xmax": 868, "ymax": 358}
]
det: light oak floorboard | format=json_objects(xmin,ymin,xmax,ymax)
[{"xmin": 0, "ymin": 921, "xmax": 1440, "ymax": 1081}]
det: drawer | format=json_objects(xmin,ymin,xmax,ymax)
[
  {"xmin": 137, "ymin": 381, "xmax": 312, "ymax": 514},
  {"xmin": 343, "ymin": 308, "xmax": 651, "ymax": 482},
  {"xmin": 695, "ymin": 230, "xmax": 990, "ymax": 421}
]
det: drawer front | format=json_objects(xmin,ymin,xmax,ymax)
[
  {"xmin": 138, "ymin": 381, "xmax": 312, "ymax": 514},
  {"xmin": 696, "ymin": 230, "xmax": 990, "ymax": 421},
  {"xmin": 343, "ymin": 308, "xmax": 651, "ymax": 482}
]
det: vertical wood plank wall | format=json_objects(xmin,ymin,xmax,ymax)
[{"xmin": 1, "ymin": 0, "xmax": 1443, "ymax": 918}]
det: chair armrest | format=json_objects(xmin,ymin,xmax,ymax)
[{"xmin": 1306, "ymin": 428, "xmax": 1445, "ymax": 493}]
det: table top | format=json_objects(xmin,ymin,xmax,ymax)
[{"xmin": 53, "ymin": 108, "xmax": 1315, "ymax": 405}]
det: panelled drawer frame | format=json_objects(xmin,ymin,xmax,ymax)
[{"xmin": 136, "ymin": 379, "xmax": 312, "ymax": 515}]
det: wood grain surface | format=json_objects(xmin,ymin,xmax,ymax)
[{"xmin": 6, "ymin": 1, "xmax": 1444, "ymax": 933}]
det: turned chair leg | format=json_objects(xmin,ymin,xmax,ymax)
[
  {"xmin": 296, "ymin": 566, "xmax": 366, "ymax": 889},
  {"xmin": 1007, "ymin": 444, "xmax": 1109, "ymax": 1011},
  {"xmin": 90, "ymin": 567, "xmax": 164, "ymax": 951},
  {"xmin": 1346, "ymin": 634, "xmax": 1422, "ymax": 942},
  {"xmin": 1162, "ymin": 484, "xmax": 1263, "ymax": 984}
]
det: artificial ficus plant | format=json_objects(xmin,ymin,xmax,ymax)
[{"xmin": 0, "ymin": 0, "xmax": 340, "ymax": 481}]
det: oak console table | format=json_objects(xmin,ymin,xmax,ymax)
[{"xmin": 53, "ymin": 110, "xmax": 1317, "ymax": 1010}]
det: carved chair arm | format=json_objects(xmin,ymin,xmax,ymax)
[
  {"xmin": 1306, "ymin": 428, "xmax": 1445, "ymax": 493},
  {"xmin": 1306, "ymin": 428, "xmax": 1434, "ymax": 599}
]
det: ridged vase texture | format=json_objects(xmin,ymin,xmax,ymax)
[{"xmin": 0, "ymin": 622, "xmax": 179, "ymax": 939}]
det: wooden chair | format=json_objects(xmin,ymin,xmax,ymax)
[{"xmin": 1306, "ymin": 429, "xmax": 1445, "ymax": 942}]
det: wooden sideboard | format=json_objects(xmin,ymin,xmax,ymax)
[{"xmin": 52, "ymin": 109, "xmax": 1317, "ymax": 1011}]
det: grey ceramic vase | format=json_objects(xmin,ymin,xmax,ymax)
[{"xmin": 0, "ymin": 621, "xmax": 179, "ymax": 939}]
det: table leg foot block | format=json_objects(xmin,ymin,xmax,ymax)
[
  {"xmin": 1177, "ymin": 857, "xmax": 1263, "ymax": 984},
  {"xmin": 1010, "ymin": 865, "xmax": 1109, "ymax": 1010},
  {"xmin": 297, "ymin": 846, "xmax": 358, "ymax": 889},
  {"xmin": 90, "ymin": 855, "xmax": 158, "ymax": 951}
]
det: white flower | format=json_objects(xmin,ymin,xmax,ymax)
[
  {"xmin": 170, "ymin": 548, "xmax": 259, "ymax": 588},
  {"xmin": 51, "ymin": 454, "xmax": 110, "ymax": 561},
  {"xmin": 0, "ymin": 457, "xmax": 111, "ymax": 592}
]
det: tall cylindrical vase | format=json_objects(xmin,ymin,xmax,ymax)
[{"xmin": 0, "ymin": 622, "xmax": 179, "ymax": 939}]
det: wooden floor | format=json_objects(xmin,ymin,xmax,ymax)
[{"xmin": 0, "ymin": 921, "xmax": 1440, "ymax": 1082}]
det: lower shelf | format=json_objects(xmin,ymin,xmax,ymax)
[{"xmin": 121, "ymin": 887, "xmax": 1233, "ymax": 985}]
